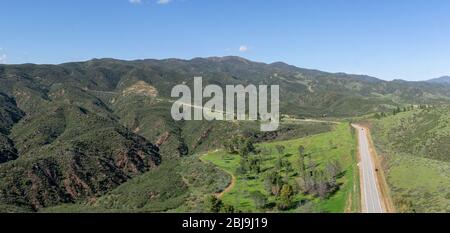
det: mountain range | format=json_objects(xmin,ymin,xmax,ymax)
[
  {"xmin": 1, "ymin": 56, "xmax": 450, "ymax": 211},
  {"xmin": 427, "ymin": 76, "xmax": 450, "ymax": 84}
]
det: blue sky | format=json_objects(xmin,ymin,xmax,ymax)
[{"xmin": 1, "ymin": 0, "xmax": 449, "ymax": 81}]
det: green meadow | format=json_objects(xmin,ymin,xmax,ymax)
[{"xmin": 202, "ymin": 123, "xmax": 359, "ymax": 213}]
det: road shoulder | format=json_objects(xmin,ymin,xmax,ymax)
[
  {"xmin": 353, "ymin": 125, "xmax": 365, "ymax": 213},
  {"xmin": 363, "ymin": 126, "xmax": 395, "ymax": 213}
]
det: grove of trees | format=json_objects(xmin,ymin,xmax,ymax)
[{"xmin": 223, "ymin": 138, "xmax": 344, "ymax": 212}]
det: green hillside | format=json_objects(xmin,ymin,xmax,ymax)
[
  {"xmin": 371, "ymin": 107, "xmax": 450, "ymax": 212},
  {"xmin": 1, "ymin": 56, "xmax": 450, "ymax": 212}
]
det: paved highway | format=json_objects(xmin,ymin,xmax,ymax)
[{"xmin": 352, "ymin": 124, "xmax": 384, "ymax": 213}]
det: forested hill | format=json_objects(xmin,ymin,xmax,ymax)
[
  {"xmin": 1, "ymin": 56, "xmax": 450, "ymax": 210},
  {"xmin": 2, "ymin": 57, "xmax": 450, "ymax": 118}
]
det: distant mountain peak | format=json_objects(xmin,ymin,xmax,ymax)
[
  {"xmin": 427, "ymin": 76, "xmax": 450, "ymax": 84},
  {"xmin": 269, "ymin": 61, "xmax": 296, "ymax": 69},
  {"xmin": 205, "ymin": 56, "xmax": 251, "ymax": 63}
]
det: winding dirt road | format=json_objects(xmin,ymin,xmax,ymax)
[
  {"xmin": 216, "ymin": 169, "xmax": 236, "ymax": 199},
  {"xmin": 199, "ymin": 153, "xmax": 236, "ymax": 199}
]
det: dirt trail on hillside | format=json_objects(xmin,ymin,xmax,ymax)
[
  {"xmin": 199, "ymin": 152, "xmax": 236, "ymax": 199},
  {"xmin": 216, "ymin": 170, "xmax": 236, "ymax": 198}
]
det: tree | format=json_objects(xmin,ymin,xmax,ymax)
[
  {"xmin": 239, "ymin": 145, "xmax": 250, "ymax": 158},
  {"xmin": 223, "ymin": 136, "xmax": 256, "ymax": 156},
  {"xmin": 229, "ymin": 136, "xmax": 259, "ymax": 175},
  {"xmin": 243, "ymin": 138, "xmax": 256, "ymax": 155},
  {"xmin": 325, "ymin": 159, "xmax": 342, "ymax": 178},
  {"xmin": 275, "ymin": 157, "xmax": 292, "ymax": 176},
  {"xmin": 280, "ymin": 184, "xmax": 294, "ymax": 199},
  {"xmin": 277, "ymin": 184, "xmax": 294, "ymax": 210},
  {"xmin": 264, "ymin": 171, "xmax": 284, "ymax": 196},
  {"xmin": 223, "ymin": 136, "xmax": 239, "ymax": 154},
  {"xmin": 297, "ymin": 154, "xmax": 308, "ymax": 192},
  {"xmin": 304, "ymin": 163, "xmax": 340, "ymax": 199},
  {"xmin": 314, "ymin": 170, "xmax": 330, "ymax": 199},
  {"xmin": 303, "ymin": 158, "xmax": 317, "ymax": 193},
  {"xmin": 248, "ymin": 156, "xmax": 262, "ymax": 174},
  {"xmin": 236, "ymin": 158, "xmax": 249, "ymax": 174},
  {"xmin": 205, "ymin": 195, "xmax": 223, "ymax": 213},
  {"xmin": 393, "ymin": 106, "xmax": 402, "ymax": 115},
  {"xmin": 298, "ymin": 154, "xmax": 306, "ymax": 176},
  {"xmin": 238, "ymin": 138, "xmax": 255, "ymax": 157}
]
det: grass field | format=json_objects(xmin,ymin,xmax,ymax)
[
  {"xmin": 386, "ymin": 154, "xmax": 450, "ymax": 212},
  {"xmin": 202, "ymin": 123, "xmax": 359, "ymax": 213},
  {"xmin": 371, "ymin": 107, "xmax": 450, "ymax": 212}
]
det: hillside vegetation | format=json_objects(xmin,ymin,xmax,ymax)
[
  {"xmin": 1, "ymin": 56, "xmax": 450, "ymax": 212},
  {"xmin": 202, "ymin": 123, "xmax": 359, "ymax": 213},
  {"xmin": 371, "ymin": 107, "xmax": 450, "ymax": 212},
  {"xmin": 39, "ymin": 121, "xmax": 333, "ymax": 213},
  {"xmin": 41, "ymin": 157, "xmax": 230, "ymax": 213}
]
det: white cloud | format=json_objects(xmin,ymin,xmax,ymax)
[
  {"xmin": 239, "ymin": 45, "xmax": 248, "ymax": 52},
  {"xmin": 129, "ymin": 0, "xmax": 142, "ymax": 4},
  {"xmin": 0, "ymin": 54, "xmax": 6, "ymax": 64},
  {"xmin": 157, "ymin": 0, "xmax": 171, "ymax": 4}
]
